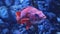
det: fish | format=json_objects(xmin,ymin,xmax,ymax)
[{"xmin": 16, "ymin": 6, "xmax": 46, "ymax": 30}]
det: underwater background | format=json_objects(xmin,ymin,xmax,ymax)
[{"xmin": 0, "ymin": 0, "xmax": 60, "ymax": 34}]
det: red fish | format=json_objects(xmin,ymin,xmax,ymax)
[{"xmin": 16, "ymin": 6, "xmax": 46, "ymax": 30}]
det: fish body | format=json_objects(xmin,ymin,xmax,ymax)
[{"xmin": 16, "ymin": 6, "xmax": 46, "ymax": 30}]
